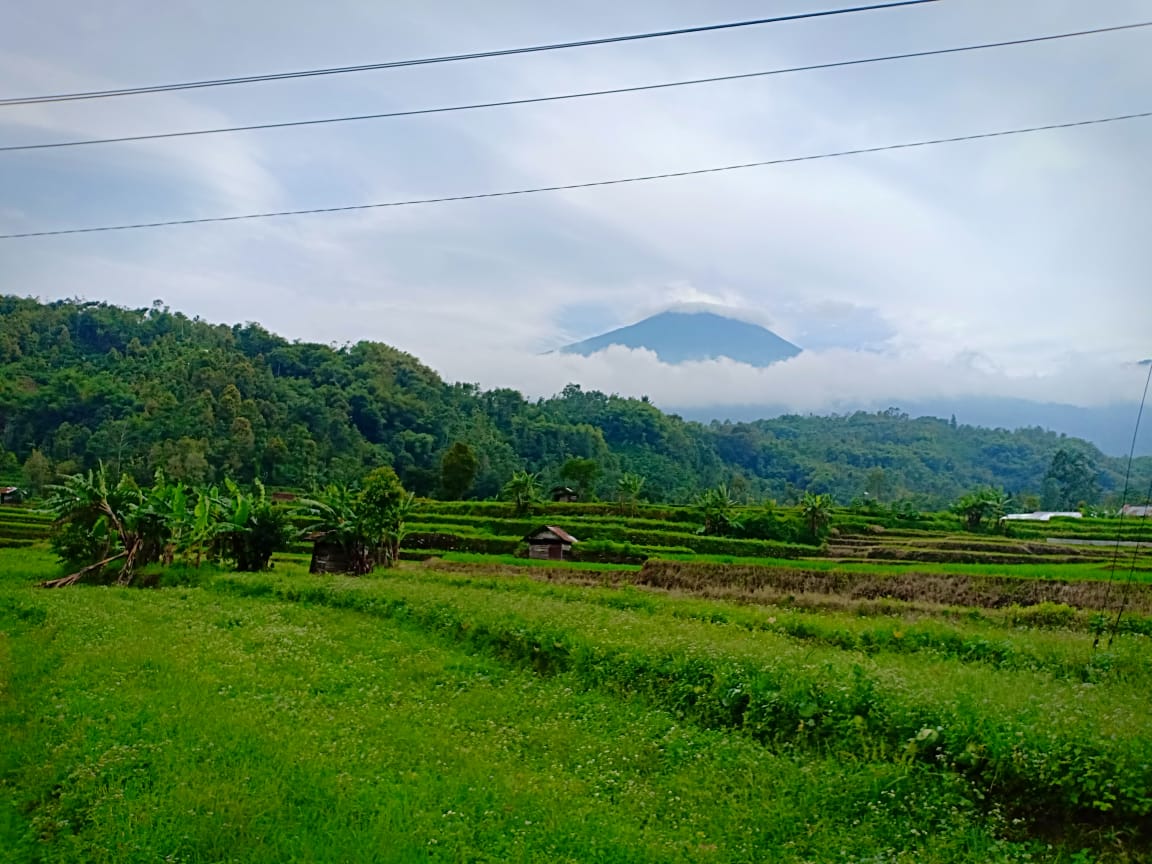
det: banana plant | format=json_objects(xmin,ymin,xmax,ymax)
[
  {"xmin": 213, "ymin": 479, "xmax": 294, "ymax": 571},
  {"xmin": 41, "ymin": 465, "xmax": 163, "ymax": 586}
]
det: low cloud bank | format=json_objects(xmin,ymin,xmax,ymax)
[{"xmin": 439, "ymin": 346, "xmax": 1148, "ymax": 412}]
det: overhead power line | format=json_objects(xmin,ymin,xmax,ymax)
[
  {"xmin": 0, "ymin": 1, "xmax": 937, "ymax": 107},
  {"xmin": 4, "ymin": 21, "xmax": 1148, "ymax": 154},
  {"xmin": 1097, "ymin": 359, "xmax": 1152, "ymax": 650},
  {"xmin": 3, "ymin": 109, "xmax": 1148, "ymax": 241}
]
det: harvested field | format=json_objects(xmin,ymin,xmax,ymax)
[{"xmin": 638, "ymin": 559, "xmax": 1152, "ymax": 613}]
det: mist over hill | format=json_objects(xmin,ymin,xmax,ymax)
[
  {"xmin": 2, "ymin": 295, "xmax": 1149, "ymax": 506},
  {"xmin": 555, "ymin": 308, "xmax": 1147, "ymax": 457}
]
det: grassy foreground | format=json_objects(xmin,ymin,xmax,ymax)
[{"xmin": 1, "ymin": 548, "xmax": 1144, "ymax": 862}]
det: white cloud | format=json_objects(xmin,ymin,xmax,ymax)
[
  {"xmin": 441, "ymin": 345, "xmax": 1151, "ymax": 412},
  {"xmin": 2, "ymin": 0, "xmax": 1150, "ymax": 396}
]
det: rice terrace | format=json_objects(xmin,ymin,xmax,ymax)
[{"xmin": 2, "ymin": 457, "xmax": 1152, "ymax": 862}]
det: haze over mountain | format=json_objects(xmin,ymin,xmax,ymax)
[
  {"xmin": 3, "ymin": 295, "xmax": 1150, "ymax": 504},
  {"xmin": 560, "ymin": 309, "xmax": 802, "ymax": 366},
  {"xmin": 674, "ymin": 397, "xmax": 1152, "ymax": 459},
  {"xmin": 549, "ymin": 308, "xmax": 1150, "ymax": 457}
]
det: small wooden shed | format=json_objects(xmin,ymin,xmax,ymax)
[
  {"xmin": 524, "ymin": 526, "xmax": 579, "ymax": 561},
  {"xmin": 550, "ymin": 485, "xmax": 578, "ymax": 503},
  {"xmin": 0, "ymin": 487, "xmax": 23, "ymax": 505}
]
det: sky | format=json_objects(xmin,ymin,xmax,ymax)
[{"xmin": 1, "ymin": 0, "xmax": 1151, "ymax": 421}]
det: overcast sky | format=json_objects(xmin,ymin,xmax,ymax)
[{"xmin": 1, "ymin": 0, "xmax": 1150, "ymax": 413}]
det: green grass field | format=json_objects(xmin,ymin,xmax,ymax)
[{"xmin": 3, "ymin": 545, "xmax": 1150, "ymax": 862}]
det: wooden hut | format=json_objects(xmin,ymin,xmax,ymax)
[
  {"xmin": 524, "ymin": 526, "xmax": 579, "ymax": 561},
  {"xmin": 307, "ymin": 536, "xmax": 378, "ymax": 575},
  {"xmin": 549, "ymin": 485, "xmax": 579, "ymax": 503},
  {"xmin": 0, "ymin": 487, "xmax": 23, "ymax": 505}
]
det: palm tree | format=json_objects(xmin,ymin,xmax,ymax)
[
  {"xmin": 379, "ymin": 491, "xmax": 416, "ymax": 567},
  {"xmin": 953, "ymin": 487, "xmax": 1011, "ymax": 532},
  {"xmin": 502, "ymin": 470, "xmax": 541, "ymax": 516},
  {"xmin": 800, "ymin": 491, "xmax": 834, "ymax": 541},
  {"xmin": 695, "ymin": 484, "xmax": 740, "ymax": 536},
  {"xmin": 41, "ymin": 466, "xmax": 171, "ymax": 586},
  {"xmin": 298, "ymin": 485, "xmax": 375, "ymax": 575},
  {"xmin": 298, "ymin": 476, "xmax": 413, "ymax": 574},
  {"xmin": 616, "ymin": 472, "xmax": 645, "ymax": 516},
  {"xmin": 213, "ymin": 479, "xmax": 295, "ymax": 572}
]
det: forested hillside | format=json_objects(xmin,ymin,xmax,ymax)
[{"xmin": 1, "ymin": 296, "xmax": 1147, "ymax": 506}]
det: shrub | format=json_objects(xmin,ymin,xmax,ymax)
[
  {"xmin": 736, "ymin": 507, "xmax": 803, "ymax": 543},
  {"xmin": 569, "ymin": 540, "xmax": 696, "ymax": 565},
  {"xmin": 403, "ymin": 532, "xmax": 520, "ymax": 555}
]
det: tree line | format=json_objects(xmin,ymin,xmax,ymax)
[{"xmin": 2, "ymin": 296, "xmax": 1149, "ymax": 508}]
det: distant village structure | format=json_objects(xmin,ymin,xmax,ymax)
[
  {"xmin": 1120, "ymin": 504, "xmax": 1152, "ymax": 518},
  {"xmin": 0, "ymin": 487, "xmax": 22, "ymax": 505},
  {"xmin": 524, "ymin": 526, "xmax": 579, "ymax": 561},
  {"xmin": 1000, "ymin": 511, "xmax": 1083, "ymax": 522}
]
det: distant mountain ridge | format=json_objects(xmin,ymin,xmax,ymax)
[
  {"xmin": 3, "ymin": 295, "xmax": 1149, "ymax": 504},
  {"xmin": 672, "ymin": 398, "xmax": 1152, "ymax": 458},
  {"xmin": 560, "ymin": 310, "xmax": 802, "ymax": 367}
]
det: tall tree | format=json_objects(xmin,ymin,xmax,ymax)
[
  {"xmin": 300, "ymin": 468, "xmax": 413, "ymax": 574},
  {"xmin": 800, "ymin": 491, "xmax": 834, "ymax": 542},
  {"xmin": 1041, "ymin": 449, "xmax": 1097, "ymax": 511},
  {"xmin": 360, "ymin": 466, "xmax": 411, "ymax": 566},
  {"xmin": 864, "ymin": 467, "xmax": 893, "ymax": 503},
  {"xmin": 696, "ymin": 484, "xmax": 740, "ymax": 536},
  {"xmin": 560, "ymin": 457, "xmax": 601, "ymax": 500},
  {"xmin": 440, "ymin": 442, "xmax": 479, "ymax": 500},
  {"xmin": 22, "ymin": 449, "xmax": 52, "ymax": 497}
]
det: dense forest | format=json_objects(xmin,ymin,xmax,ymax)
[{"xmin": 1, "ymin": 295, "xmax": 1148, "ymax": 508}]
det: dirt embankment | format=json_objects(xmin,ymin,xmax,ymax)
[{"xmin": 636, "ymin": 560, "xmax": 1152, "ymax": 613}]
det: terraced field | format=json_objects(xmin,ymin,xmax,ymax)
[{"xmin": 3, "ymin": 525, "xmax": 1151, "ymax": 862}]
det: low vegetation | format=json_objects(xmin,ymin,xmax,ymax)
[
  {"xmin": 4, "ymin": 503, "xmax": 1152, "ymax": 859},
  {"xmin": 6, "ymin": 569, "xmax": 1088, "ymax": 863}
]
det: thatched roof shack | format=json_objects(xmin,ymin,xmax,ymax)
[{"xmin": 524, "ymin": 525, "xmax": 579, "ymax": 561}]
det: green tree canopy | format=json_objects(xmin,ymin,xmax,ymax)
[
  {"xmin": 560, "ymin": 457, "xmax": 601, "ymax": 499},
  {"xmin": 1041, "ymin": 449, "xmax": 1097, "ymax": 511},
  {"xmin": 2, "ymin": 296, "xmax": 1150, "ymax": 506},
  {"xmin": 23, "ymin": 449, "xmax": 52, "ymax": 497},
  {"xmin": 440, "ymin": 442, "xmax": 479, "ymax": 500}
]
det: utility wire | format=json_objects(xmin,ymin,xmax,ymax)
[
  {"xmin": 2, "ymin": 108, "xmax": 1148, "ymax": 241},
  {"xmin": 1096, "ymin": 358, "xmax": 1152, "ymax": 649},
  {"xmin": 1108, "ymin": 473, "xmax": 1152, "ymax": 649},
  {"xmin": 4, "ymin": 21, "xmax": 1148, "ymax": 154},
  {"xmin": 0, "ymin": 1, "xmax": 936, "ymax": 107}
]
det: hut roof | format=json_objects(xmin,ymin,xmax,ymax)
[{"xmin": 524, "ymin": 525, "xmax": 579, "ymax": 545}]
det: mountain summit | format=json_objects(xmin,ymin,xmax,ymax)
[{"xmin": 559, "ymin": 310, "xmax": 802, "ymax": 367}]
